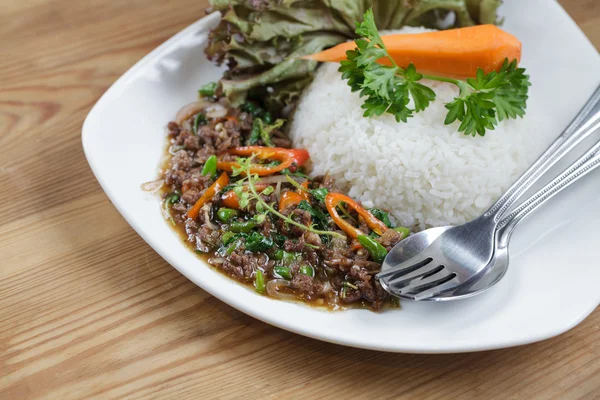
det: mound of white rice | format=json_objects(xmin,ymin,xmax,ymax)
[{"xmin": 290, "ymin": 28, "xmax": 547, "ymax": 229}]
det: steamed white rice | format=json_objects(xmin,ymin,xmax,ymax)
[{"xmin": 290, "ymin": 28, "xmax": 546, "ymax": 229}]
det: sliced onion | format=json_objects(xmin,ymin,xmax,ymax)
[
  {"xmin": 205, "ymin": 103, "xmax": 228, "ymax": 119},
  {"xmin": 209, "ymin": 257, "xmax": 225, "ymax": 264},
  {"xmin": 266, "ymin": 279, "xmax": 297, "ymax": 300},
  {"xmin": 141, "ymin": 179, "xmax": 164, "ymax": 192},
  {"xmin": 275, "ymin": 181, "xmax": 281, "ymax": 200},
  {"xmin": 175, "ymin": 99, "xmax": 213, "ymax": 124},
  {"xmin": 318, "ymin": 281, "xmax": 332, "ymax": 295},
  {"xmin": 203, "ymin": 205, "xmax": 219, "ymax": 231}
]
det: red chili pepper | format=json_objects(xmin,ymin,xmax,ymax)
[
  {"xmin": 217, "ymin": 146, "xmax": 310, "ymax": 176},
  {"xmin": 279, "ymin": 191, "xmax": 304, "ymax": 212},
  {"xmin": 187, "ymin": 172, "xmax": 229, "ymax": 220},
  {"xmin": 325, "ymin": 192, "xmax": 388, "ymax": 239}
]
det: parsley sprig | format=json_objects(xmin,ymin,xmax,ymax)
[{"xmin": 339, "ymin": 9, "xmax": 530, "ymax": 136}]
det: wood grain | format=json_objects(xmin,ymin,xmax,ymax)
[{"xmin": 0, "ymin": 1, "xmax": 599, "ymax": 399}]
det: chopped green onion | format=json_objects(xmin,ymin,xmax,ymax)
[
  {"xmin": 272, "ymin": 249, "xmax": 284, "ymax": 260},
  {"xmin": 254, "ymin": 270, "xmax": 266, "ymax": 294},
  {"xmin": 229, "ymin": 220, "xmax": 256, "ymax": 233},
  {"xmin": 357, "ymin": 235, "xmax": 388, "ymax": 263},
  {"xmin": 221, "ymin": 231, "xmax": 236, "ymax": 245},
  {"xmin": 225, "ymin": 241, "xmax": 239, "ymax": 255},
  {"xmin": 198, "ymin": 82, "xmax": 217, "ymax": 97},
  {"xmin": 217, "ymin": 208, "xmax": 238, "ymax": 223},
  {"xmin": 282, "ymin": 251, "xmax": 299, "ymax": 266},
  {"xmin": 202, "ymin": 155, "xmax": 217, "ymax": 179},
  {"xmin": 274, "ymin": 266, "xmax": 292, "ymax": 280},
  {"xmin": 299, "ymin": 265, "xmax": 314, "ymax": 277}
]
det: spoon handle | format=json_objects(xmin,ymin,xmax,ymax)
[
  {"xmin": 496, "ymin": 139, "xmax": 600, "ymax": 247},
  {"xmin": 484, "ymin": 84, "xmax": 600, "ymax": 223}
]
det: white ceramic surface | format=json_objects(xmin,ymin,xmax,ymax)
[{"xmin": 82, "ymin": 0, "xmax": 600, "ymax": 353}]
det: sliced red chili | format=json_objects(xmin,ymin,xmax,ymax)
[
  {"xmin": 325, "ymin": 192, "xmax": 388, "ymax": 239},
  {"xmin": 217, "ymin": 146, "xmax": 310, "ymax": 176}
]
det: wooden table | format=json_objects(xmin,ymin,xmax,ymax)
[{"xmin": 1, "ymin": 1, "xmax": 598, "ymax": 398}]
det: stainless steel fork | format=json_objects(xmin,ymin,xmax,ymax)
[{"xmin": 377, "ymin": 84, "xmax": 600, "ymax": 300}]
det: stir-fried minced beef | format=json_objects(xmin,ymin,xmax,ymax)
[
  {"xmin": 222, "ymin": 250, "xmax": 273, "ymax": 280},
  {"xmin": 158, "ymin": 97, "xmax": 407, "ymax": 311},
  {"xmin": 378, "ymin": 229, "xmax": 403, "ymax": 251}
]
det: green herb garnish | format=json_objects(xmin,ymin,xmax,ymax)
[
  {"xmin": 248, "ymin": 118, "xmax": 285, "ymax": 146},
  {"xmin": 370, "ymin": 208, "xmax": 392, "ymax": 228},
  {"xmin": 285, "ymin": 175, "xmax": 329, "ymax": 203},
  {"xmin": 297, "ymin": 200, "xmax": 329, "ymax": 230},
  {"xmin": 245, "ymin": 232, "xmax": 274, "ymax": 252},
  {"xmin": 339, "ymin": 9, "xmax": 530, "ymax": 136},
  {"xmin": 202, "ymin": 155, "xmax": 218, "ymax": 179},
  {"xmin": 281, "ymin": 168, "xmax": 310, "ymax": 179}
]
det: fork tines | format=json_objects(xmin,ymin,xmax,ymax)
[{"xmin": 377, "ymin": 258, "xmax": 459, "ymax": 300}]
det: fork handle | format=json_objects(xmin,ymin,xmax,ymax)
[
  {"xmin": 496, "ymin": 139, "xmax": 600, "ymax": 248},
  {"xmin": 484, "ymin": 84, "xmax": 600, "ymax": 223}
]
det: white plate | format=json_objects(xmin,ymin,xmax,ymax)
[{"xmin": 82, "ymin": 0, "xmax": 600, "ymax": 353}]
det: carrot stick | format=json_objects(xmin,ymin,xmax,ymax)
[
  {"xmin": 303, "ymin": 25, "xmax": 521, "ymax": 79},
  {"xmin": 220, "ymin": 184, "xmax": 270, "ymax": 209},
  {"xmin": 187, "ymin": 172, "xmax": 229, "ymax": 220},
  {"xmin": 279, "ymin": 191, "xmax": 304, "ymax": 212}
]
